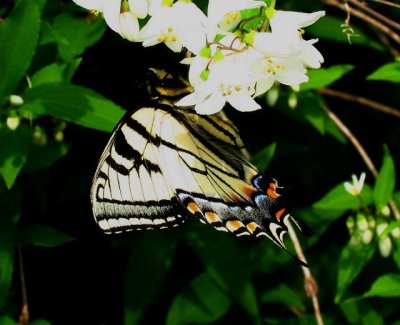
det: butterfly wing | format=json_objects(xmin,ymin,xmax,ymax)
[
  {"xmin": 157, "ymin": 106, "xmax": 291, "ymax": 249},
  {"xmin": 91, "ymin": 107, "xmax": 186, "ymax": 233}
]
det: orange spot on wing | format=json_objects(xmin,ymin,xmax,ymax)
[
  {"xmin": 246, "ymin": 221, "xmax": 260, "ymax": 233},
  {"xmin": 205, "ymin": 211, "xmax": 219, "ymax": 223},
  {"xmin": 275, "ymin": 208, "xmax": 286, "ymax": 221},
  {"xmin": 187, "ymin": 202, "xmax": 200, "ymax": 214},
  {"xmin": 226, "ymin": 220, "xmax": 244, "ymax": 232},
  {"xmin": 267, "ymin": 179, "xmax": 280, "ymax": 199},
  {"xmin": 242, "ymin": 185, "xmax": 256, "ymax": 198}
]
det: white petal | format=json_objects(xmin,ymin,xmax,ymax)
[
  {"xmin": 195, "ymin": 92, "xmax": 226, "ymax": 115},
  {"xmin": 103, "ymin": 0, "xmax": 121, "ymax": 33},
  {"xmin": 270, "ymin": 10, "xmax": 325, "ymax": 31},
  {"xmin": 120, "ymin": 12, "xmax": 140, "ymax": 41},
  {"xmin": 129, "ymin": 0, "xmax": 148, "ymax": 18},
  {"xmin": 176, "ymin": 92, "xmax": 204, "ymax": 106},
  {"xmin": 165, "ymin": 40, "xmax": 183, "ymax": 52},
  {"xmin": 253, "ymin": 32, "xmax": 292, "ymax": 57},
  {"xmin": 73, "ymin": 0, "xmax": 103, "ymax": 10},
  {"xmin": 228, "ymin": 92, "xmax": 261, "ymax": 112},
  {"xmin": 300, "ymin": 40, "xmax": 324, "ymax": 68},
  {"xmin": 255, "ymin": 77, "xmax": 274, "ymax": 97},
  {"xmin": 344, "ymin": 182, "xmax": 354, "ymax": 194}
]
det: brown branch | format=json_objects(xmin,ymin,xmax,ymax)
[
  {"xmin": 347, "ymin": 0, "xmax": 400, "ymax": 32},
  {"xmin": 322, "ymin": 0, "xmax": 400, "ymax": 45},
  {"xmin": 320, "ymin": 103, "xmax": 400, "ymax": 220},
  {"xmin": 370, "ymin": 0, "xmax": 400, "ymax": 9},
  {"xmin": 18, "ymin": 246, "xmax": 29, "ymax": 325},
  {"xmin": 318, "ymin": 88, "xmax": 400, "ymax": 118},
  {"xmin": 287, "ymin": 220, "xmax": 324, "ymax": 325}
]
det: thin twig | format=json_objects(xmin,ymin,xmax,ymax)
[
  {"xmin": 320, "ymin": 103, "xmax": 400, "ymax": 220},
  {"xmin": 348, "ymin": 0, "xmax": 400, "ymax": 32},
  {"xmin": 318, "ymin": 88, "xmax": 400, "ymax": 118},
  {"xmin": 370, "ymin": 0, "xmax": 400, "ymax": 9},
  {"xmin": 323, "ymin": 0, "xmax": 400, "ymax": 45},
  {"xmin": 18, "ymin": 246, "xmax": 29, "ymax": 325},
  {"xmin": 287, "ymin": 221, "xmax": 324, "ymax": 325}
]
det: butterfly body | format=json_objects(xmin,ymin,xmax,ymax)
[{"xmin": 91, "ymin": 98, "xmax": 293, "ymax": 250}]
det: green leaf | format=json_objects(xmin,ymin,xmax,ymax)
[
  {"xmin": 362, "ymin": 274, "xmax": 400, "ymax": 298},
  {"xmin": 298, "ymin": 92, "xmax": 325, "ymax": 134},
  {"xmin": 31, "ymin": 63, "xmax": 65, "ymax": 86},
  {"xmin": 313, "ymin": 183, "xmax": 373, "ymax": 212},
  {"xmin": 367, "ymin": 62, "xmax": 400, "ymax": 83},
  {"xmin": 340, "ymin": 300, "xmax": 385, "ymax": 325},
  {"xmin": 374, "ymin": 145, "xmax": 396, "ymax": 211},
  {"xmin": 21, "ymin": 83, "xmax": 125, "ymax": 132},
  {"xmin": 0, "ymin": 316, "xmax": 15, "ymax": 325},
  {"xmin": 124, "ymin": 232, "xmax": 180, "ymax": 324},
  {"xmin": 166, "ymin": 272, "xmax": 231, "ymax": 325},
  {"xmin": 22, "ymin": 141, "xmax": 71, "ymax": 173},
  {"xmin": 300, "ymin": 65, "xmax": 354, "ymax": 91},
  {"xmin": 251, "ymin": 142, "xmax": 276, "ymax": 171},
  {"xmin": 0, "ymin": 125, "xmax": 31, "ymax": 189},
  {"xmin": 393, "ymin": 238, "xmax": 400, "ymax": 269},
  {"xmin": 261, "ymin": 284, "xmax": 305, "ymax": 312},
  {"xmin": 0, "ymin": 186, "xmax": 21, "ymax": 309},
  {"xmin": 29, "ymin": 320, "xmax": 52, "ymax": 325},
  {"xmin": 307, "ymin": 15, "xmax": 384, "ymax": 51},
  {"xmin": 52, "ymin": 13, "xmax": 106, "ymax": 61},
  {"xmin": 0, "ymin": 0, "xmax": 40, "ymax": 99},
  {"xmin": 17, "ymin": 224, "xmax": 75, "ymax": 247},
  {"xmin": 186, "ymin": 225, "xmax": 260, "ymax": 323},
  {"xmin": 335, "ymin": 241, "xmax": 376, "ymax": 302}
]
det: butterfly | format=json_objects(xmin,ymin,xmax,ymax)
[{"xmin": 90, "ymin": 70, "xmax": 303, "ymax": 254}]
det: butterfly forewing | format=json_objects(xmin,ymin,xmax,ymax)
[{"xmin": 91, "ymin": 107, "xmax": 186, "ymax": 233}]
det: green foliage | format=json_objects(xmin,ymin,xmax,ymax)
[
  {"xmin": 367, "ymin": 61, "xmax": 400, "ymax": 83},
  {"xmin": 0, "ymin": 0, "xmax": 399, "ymax": 324}
]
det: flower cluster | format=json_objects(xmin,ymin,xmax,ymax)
[{"xmin": 73, "ymin": 0, "xmax": 325, "ymax": 115}]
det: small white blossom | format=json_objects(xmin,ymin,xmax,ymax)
[
  {"xmin": 177, "ymin": 35, "xmax": 261, "ymax": 114},
  {"xmin": 72, "ymin": 0, "xmax": 148, "ymax": 41},
  {"xmin": 206, "ymin": 0, "xmax": 265, "ymax": 40},
  {"xmin": 140, "ymin": 0, "xmax": 207, "ymax": 53},
  {"xmin": 344, "ymin": 172, "xmax": 366, "ymax": 196}
]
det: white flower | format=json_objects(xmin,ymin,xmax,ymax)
[
  {"xmin": 140, "ymin": 0, "xmax": 207, "ymax": 54},
  {"xmin": 206, "ymin": 0, "xmax": 265, "ymax": 40},
  {"xmin": 270, "ymin": 10, "xmax": 326, "ymax": 36},
  {"xmin": 344, "ymin": 172, "xmax": 366, "ymax": 196},
  {"xmin": 177, "ymin": 34, "xmax": 261, "ymax": 114},
  {"xmin": 72, "ymin": 0, "xmax": 148, "ymax": 41}
]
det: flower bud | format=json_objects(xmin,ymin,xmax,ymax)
[
  {"xmin": 391, "ymin": 227, "xmax": 400, "ymax": 239},
  {"xmin": 266, "ymin": 87, "xmax": 279, "ymax": 107},
  {"xmin": 346, "ymin": 216, "xmax": 355, "ymax": 232},
  {"xmin": 9, "ymin": 94, "xmax": 24, "ymax": 106},
  {"xmin": 54, "ymin": 130, "xmax": 64, "ymax": 142},
  {"xmin": 33, "ymin": 126, "xmax": 47, "ymax": 146},
  {"xmin": 376, "ymin": 219, "xmax": 388, "ymax": 237},
  {"xmin": 6, "ymin": 116, "xmax": 20, "ymax": 131},
  {"xmin": 367, "ymin": 215, "xmax": 376, "ymax": 229},
  {"xmin": 288, "ymin": 92, "xmax": 298, "ymax": 109},
  {"xmin": 378, "ymin": 236, "xmax": 392, "ymax": 258},
  {"xmin": 380, "ymin": 205, "xmax": 390, "ymax": 217},
  {"xmin": 356, "ymin": 213, "xmax": 368, "ymax": 232},
  {"xmin": 361, "ymin": 229, "xmax": 373, "ymax": 245}
]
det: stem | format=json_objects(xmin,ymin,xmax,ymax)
[
  {"xmin": 318, "ymin": 88, "xmax": 400, "ymax": 118},
  {"xmin": 320, "ymin": 103, "xmax": 400, "ymax": 220},
  {"xmin": 347, "ymin": 0, "xmax": 400, "ymax": 32},
  {"xmin": 287, "ymin": 220, "xmax": 324, "ymax": 325},
  {"xmin": 18, "ymin": 246, "xmax": 29, "ymax": 325},
  {"xmin": 370, "ymin": 0, "xmax": 400, "ymax": 10},
  {"xmin": 322, "ymin": 0, "xmax": 400, "ymax": 45}
]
